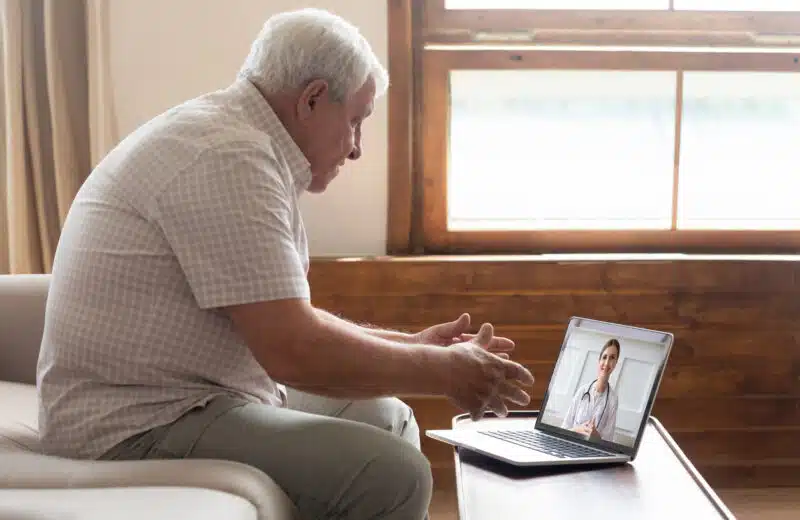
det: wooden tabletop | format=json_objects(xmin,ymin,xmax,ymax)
[{"xmin": 451, "ymin": 411, "xmax": 735, "ymax": 520}]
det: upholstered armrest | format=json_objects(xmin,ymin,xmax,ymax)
[
  {"xmin": 0, "ymin": 487, "xmax": 259, "ymax": 520},
  {"xmin": 0, "ymin": 451, "xmax": 298, "ymax": 520}
]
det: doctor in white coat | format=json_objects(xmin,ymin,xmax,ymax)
[{"xmin": 561, "ymin": 338, "xmax": 621, "ymax": 442}]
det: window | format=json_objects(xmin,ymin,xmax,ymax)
[{"xmin": 387, "ymin": 0, "xmax": 800, "ymax": 253}]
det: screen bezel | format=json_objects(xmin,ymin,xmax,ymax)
[{"xmin": 534, "ymin": 316, "xmax": 674, "ymax": 459}]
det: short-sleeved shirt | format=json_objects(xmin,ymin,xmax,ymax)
[{"xmin": 36, "ymin": 78, "xmax": 312, "ymax": 460}]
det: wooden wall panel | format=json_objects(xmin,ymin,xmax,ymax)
[{"xmin": 308, "ymin": 257, "xmax": 800, "ymax": 489}]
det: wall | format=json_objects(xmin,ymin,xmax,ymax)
[
  {"xmin": 102, "ymin": 0, "xmax": 389, "ymax": 256},
  {"xmin": 309, "ymin": 256, "xmax": 800, "ymax": 489}
]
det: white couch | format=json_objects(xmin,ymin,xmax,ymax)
[{"xmin": 0, "ymin": 274, "xmax": 298, "ymax": 519}]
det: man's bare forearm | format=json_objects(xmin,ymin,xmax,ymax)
[
  {"xmin": 275, "ymin": 309, "xmax": 445, "ymax": 399},
  {"xmin": 314, "ymin": 308, "xmax": 415, "ymax": 343}
]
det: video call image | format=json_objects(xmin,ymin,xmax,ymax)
[{"xmin": 539, "ymin": 324, "xmax": 668, "ymax": 448}]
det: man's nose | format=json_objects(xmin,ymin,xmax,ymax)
[{"xmin": 348, "ymin": 131, "xmax": 362, "ymax": 161}]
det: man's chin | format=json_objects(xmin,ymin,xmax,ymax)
[
  {"xmin": 306, "ymin": 178, "xmax": 331, "ymax": 193},
  {"xmin": 306, "ymin": 184, "xmax": 327, "ymax": 194},
  {"xmin": 307, "ymin": 171, "xmax": 338, "ymax": 193}
]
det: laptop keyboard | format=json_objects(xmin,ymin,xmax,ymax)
[{"xmin": 479, "ymin": 430, "xmax": 613, "ymax": 459}]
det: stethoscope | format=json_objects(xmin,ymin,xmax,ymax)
[{"xmin": 579, "ymin": 379, "xmax": 609, "ymax": 427}]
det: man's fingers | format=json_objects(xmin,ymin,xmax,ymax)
[
  {"xmin": 472, "ymin": 323, "xmax": 494, "ymax": 347},
  {"xmin": 499, "ymin": 382, "xmax": 531, "ymax": 407},
  {"xmin": 469, "ymin": 402, "xmax": 486, "ymax": 421},
  {"xmin": 487, "ymin": 337, "xmax": 515, "ymax": 352},
  {"xmin": 461, "ymin": 334, "xmax": 515, "ymax": 353},
  {"xmin": 454, "ymin": 313, "xmax": 471, "ymax": 332},
  {"xmin": 487, "ymin": 395, "xmax": 509, "ymax": 418},
  {"xmin": 442, "ymin": 314, "xmax": 471, "ymax": 341},
  {"xmin": 504, "ymin": 360, "xmax": 535, "ymax": 386},
  {"xmin": 496, "ymin": 353, "xmax": 510, "ymax": 360}
]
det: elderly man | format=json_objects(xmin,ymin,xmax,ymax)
[{"xmin": 36, "ymin": 8, "xmax": 534, "ymax": 520}]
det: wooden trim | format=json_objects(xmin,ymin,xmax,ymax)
[
  {"xmin": 411, "ymin": 0, "xmax": 428, "ymax": 253},
  {"xmin": 420, "ymin": 50, "xmax": 450, "ymax": 250},
  {"xmin": 671, "ymin": 71, "xmax": 683, "ymax": 231},
  {"xmin": 386, "ymin": 0, "xmax": 414, "ymax": 254},
  {"xmin": 425, "ymin": 8, "xmax": 800, "ymax": 36},
  {"xmin": 423, "ymin": 229, "xmax": 800, "ymax": 255},
  {"xmin": 424, "ymin": 46, "xmax": 800, "ymax": 72},
  {"xmin": 423, "ymin": 30, "xmax": 796, "ymax": 49}
]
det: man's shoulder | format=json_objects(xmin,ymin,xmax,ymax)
[
  {"xmin": 168, "ymin": 95, "xmax": 290, "ymax": 177},
  {"xmin": 138, "ymin": 103, "xmax": 292, "ymax": 193}
]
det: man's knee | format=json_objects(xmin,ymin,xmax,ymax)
[
  {"xmin": 381, "ymin": 397, "xmax": 420, "ymax": 444},
  {"xmin": 364, "ymin": 434, "xmax": 433, "ymax": 519},
  {"xmin": 338, "ymin": 397, "xmax": 421, "ymax": 448}
]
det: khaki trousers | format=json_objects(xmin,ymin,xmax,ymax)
[{"xmin": 100, "ymin": 389, "xmax": 432, "ymax": 520}]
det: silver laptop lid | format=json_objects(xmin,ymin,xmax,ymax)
[{"xmin": 535, "ymin": 317, "xmax": 674, "ymax": 459}]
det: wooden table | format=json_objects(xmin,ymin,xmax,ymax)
[{"xmin": 451, "ymin": 411, "xmax": 735, "ymax": 520}]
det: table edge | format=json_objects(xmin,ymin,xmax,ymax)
[{"xmin": 450, "ymin": 410, "xmax": 736, "ymax": 520}]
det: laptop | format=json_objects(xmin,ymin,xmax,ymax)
[{"xmin": 426, "ymin": 317, "xmax": 674, "ymax": 467}]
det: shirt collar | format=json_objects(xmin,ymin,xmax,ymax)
[{"xmin": 232, "ymin": 78, "xmax": 312, "ymax": 192}]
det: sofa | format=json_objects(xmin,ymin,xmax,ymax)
[{"xmin": 0, "ymin": 274, "xmax": 298, "ymax": 519}]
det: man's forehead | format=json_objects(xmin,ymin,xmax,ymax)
[
  {"xmin": 362, "ymin": 100, "xmax": 374, "ymax": 118},
  {"xmin": 350, "ymin": 88, "xmax": 375, "ymax": 117}
]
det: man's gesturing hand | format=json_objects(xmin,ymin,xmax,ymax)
[{"xmin": 443, "ymin": 322, "xmax": 535, "ymax": 421}]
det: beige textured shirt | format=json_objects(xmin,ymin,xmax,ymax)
[{"xmin": 36, "ymin": 78, "xmax": 312, "ymax": 459}]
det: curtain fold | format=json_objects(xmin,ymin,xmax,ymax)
[{"xmin": 1, "ymin": 0, "xmax": 92, "ymax": 274}]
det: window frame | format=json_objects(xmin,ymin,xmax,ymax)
[
  {"xmin": 387, "ymin": 0, "xmax": 800, "ymax": 254},
  {"xmin": 426, "ymin": 0, "xmax": 800, "ymax": 39}
]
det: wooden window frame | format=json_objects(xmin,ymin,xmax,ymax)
[{"xmin": 387, "ymin": 0, "xmax": 800, "ymax": 254}]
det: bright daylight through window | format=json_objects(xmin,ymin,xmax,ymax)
[{"xmin": 448, "ymin": 69, "xmax": 800, "ymax": 232}]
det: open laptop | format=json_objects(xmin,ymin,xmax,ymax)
[{"xmin": 426, "ymin": 317, "xmax": 674, "ymax": 467}]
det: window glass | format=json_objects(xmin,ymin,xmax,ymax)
[
  {"xmin": 448, "ymin": 70, "xmax": 677, "ymax": 231},
  {"xmin": 678, "ymin": 72, "xmax": 800, "ymax": 230}
]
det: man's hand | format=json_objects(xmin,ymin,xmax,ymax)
[
  {"xmin": 440, "ymin": 322, "xmax": 535, "ymax": 421},
  {"xmin": 416, "ymin": 313, "xmax": 515, "ymax": 355}
]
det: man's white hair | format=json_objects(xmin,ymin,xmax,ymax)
[{"xmin": 239, "ymin": 8, "xmax": 389, "ymax": 102}]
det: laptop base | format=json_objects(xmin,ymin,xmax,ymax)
[{"xmin": 426, "ymin": 427, "xmax": 630, "ymax": 467}]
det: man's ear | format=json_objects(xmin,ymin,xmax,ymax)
[{"xmin": 297, "ymin": 79, "xmax": 329, "ymax": 121}]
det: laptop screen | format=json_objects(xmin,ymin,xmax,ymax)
[{"xmin": 535, "ymin": 317, "xmax": 674, "ymax": 457}]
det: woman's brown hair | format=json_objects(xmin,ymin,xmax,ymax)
[{"xmin": 599, "ymin": 338, "xmax": 621, "ymax": 359}]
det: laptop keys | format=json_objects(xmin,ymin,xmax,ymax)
[{"xmin": 479, "ymin": 430, "xmax": 611, "ymax": 459}]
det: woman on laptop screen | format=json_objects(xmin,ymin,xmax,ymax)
[{"xmin": 561, "ymin": 339, "xmax": 621, "ymax": 442}]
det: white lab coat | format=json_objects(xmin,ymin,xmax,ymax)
[{"xmin": 561, "ymin": 380, "xmax": 619, "ymax": 442}]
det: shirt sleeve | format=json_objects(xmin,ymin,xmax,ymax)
[{"xmin": 154, "ymin": 145, "xmax": 310, "ymax": 310}]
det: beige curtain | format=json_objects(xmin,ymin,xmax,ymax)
[{"xmin": 0, "ymin": 0, "xmax": 92, "ymax": 274}]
